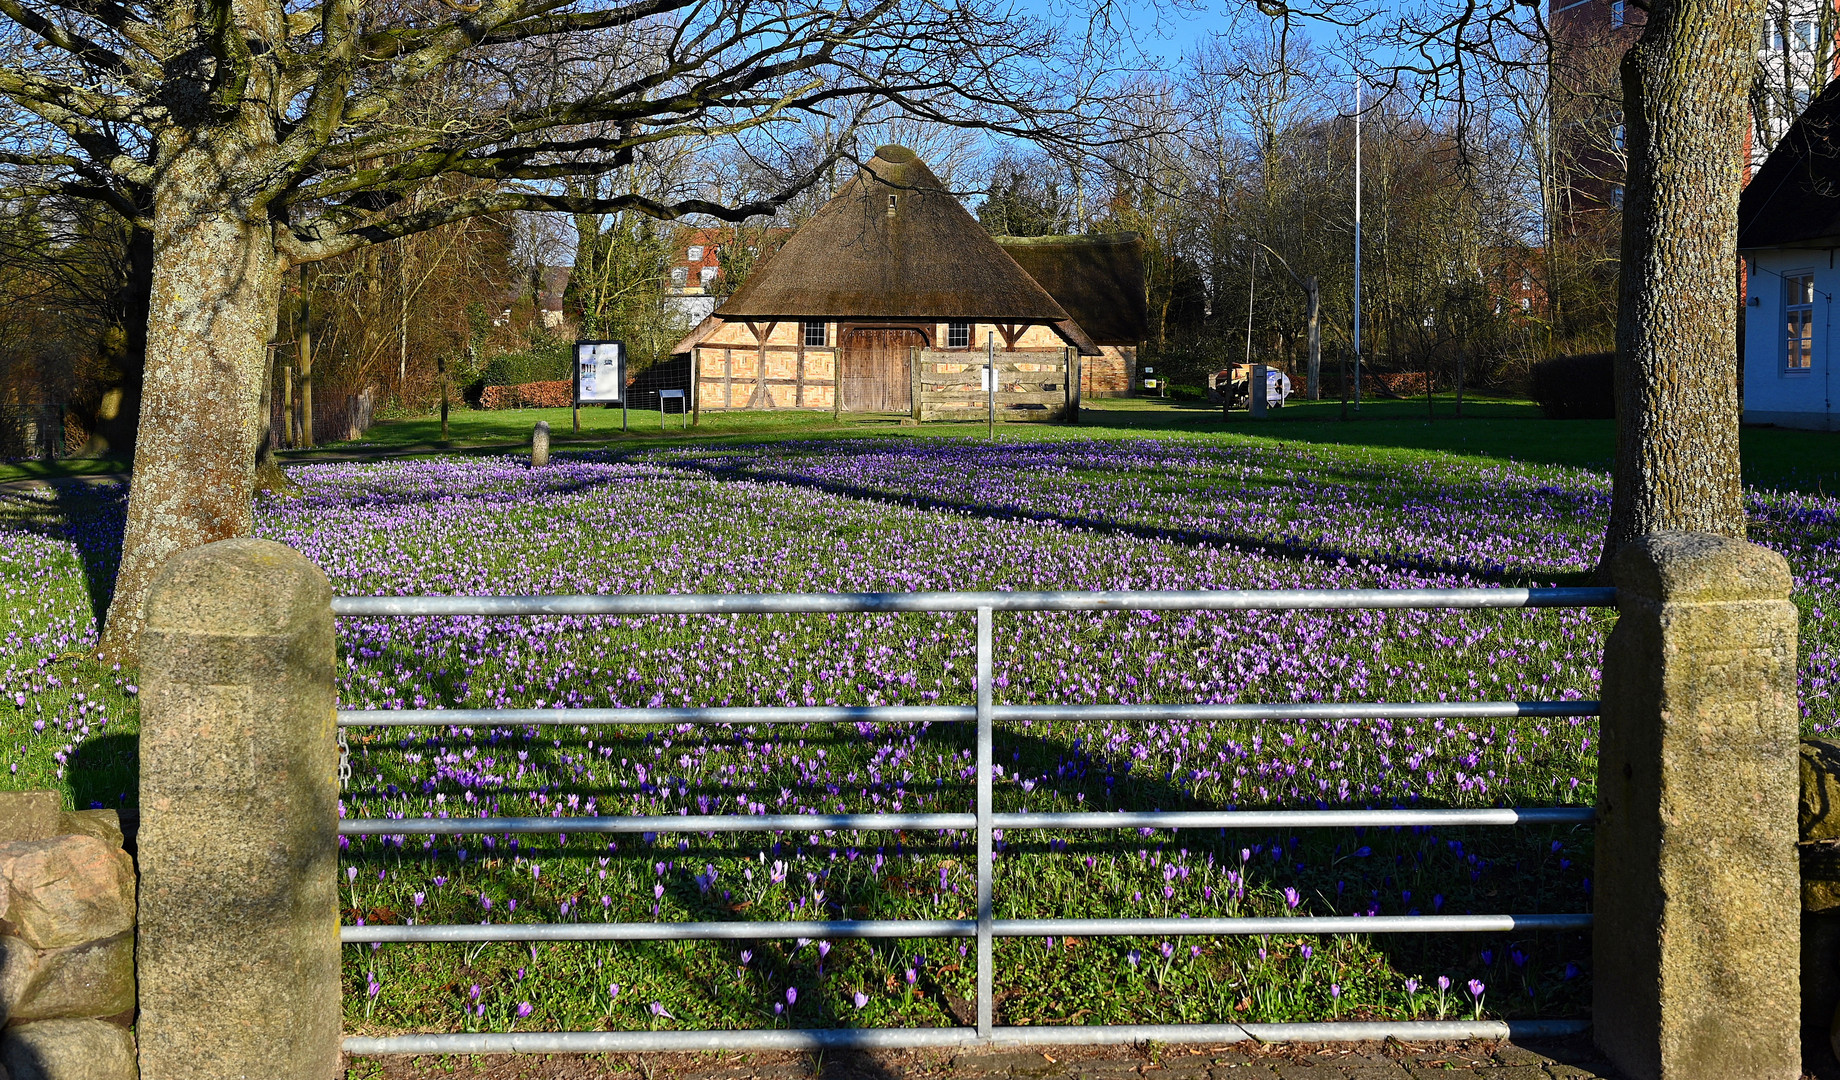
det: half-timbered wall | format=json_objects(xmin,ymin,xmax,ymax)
[
  {"xmin": 692, "ymin": 320, "xmax": 1082, "ymax": 410},
  {"xmin": 692, "ymin": 319, "xmax": 837, "ymax": 410}
]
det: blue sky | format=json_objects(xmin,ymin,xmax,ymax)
[{"xmin": 1012, "ymin": 0, "xmax": 1350, "ymax": 71}]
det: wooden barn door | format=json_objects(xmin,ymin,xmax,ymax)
[{"xmin": 841, "ymin": 328, "xmax": 919, "ymax": 412}]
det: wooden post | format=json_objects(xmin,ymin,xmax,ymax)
[
  {"xmin": 280, "ymin": 362, "xmax": 294, "ymax": 449},
  {"xmin": 910, "ymin": 346, "xmax": 922, "ymax": 423},
  {"xmin": 1071, "ymin": 348, "xmax": 1082, "ymax": 423},
  {"xmin": 298, "ymin": 327, "xmax": 315, "ymax": 448},
  {"xmin": 1306, "ymin": 277, "xmax": 1321, "ymax": 401},
  {"xmin": 756, "ymin": 321, "xmax": 774, "ymax": 410},
  {"xmin": 833, "ymin": 334, "xmax": 844, "ymax": 422},
  {"xmin": 690, "ymin": 347, "xmax": 701, "ymax": 427},
  {"xmin": 437, "ymin": 354, "xmax": 450, "ymax": 443}
]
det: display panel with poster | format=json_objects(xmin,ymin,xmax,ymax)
[{"xmin": 575, "ymin": 340, "xmax": 626, "ymax": 404}]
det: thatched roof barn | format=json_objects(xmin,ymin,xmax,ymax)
[
  {"xmin": 992, "ymin": 234, "xmax": 1149, "ymax": 347},
  {"xmin": 675, "ymin": 146, "xmax": 1144, "ymax": 412}
]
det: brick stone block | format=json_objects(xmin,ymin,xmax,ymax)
[
  {"xmin": 52, "ymin": 813, "xmax": 120, "ymax": 851},
  {"xmin": 0, "ymin": 1018, "xmax": 135, "ymax": 1080},
  {"xmin": 10, "ymin": 932, "xmax": 134, "ymax": 1022},
  {"xmin": 136, "ymin": 537, "xmax": 339, "ymax": 1080},
  {"xmin": 0, "ymin": 794, "xmax": 60, "ymax": 844},
  {"xmin": 1595, "ymin": 532, "xmax": 1801, "ymax": 1080},
  {"xmin": 0, "ymin": 934, "xmax": 38, "ymax": 1023},
  {"xmin": 0, "ymin": 837, "xmax": 134, "ymax": 950}
]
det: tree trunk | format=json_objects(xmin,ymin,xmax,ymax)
[
  {"xmin": 99, "ymin": 198, "xmax": 283, "ymax": 663},
  {"xmin": 75, "ymin": 225, "xmax": 153, "ymax": 459},
  {"xmin": 253, "ymin": 356, "xmax": 299, "ymax": 496},
  {"xmin": 1599, "ymin": 0, "xmax": 1759, "ymax": 569}
]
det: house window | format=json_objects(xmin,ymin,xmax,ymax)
[
  {"xmin": 687, "ymin": 245, "xmax": 704, "ymax": 262},
  {"xmin": 1610, "ymin": 0, "xmax": 1623, "ymax": 28},
  {"xmin": 1797, "ymin": 21, "xmax": 1815, "ymax": 49},
  {"xmin": 802, "ymin": 320, "xmax": 827, "ymax": 347},
  {"xmin": 1787, "ymin": 273, "xmax": 1815, "ymax": 370},
  {"xmin": 1613, "ymin": 123, "xmax": 1626, "ymax": 152},
  {"xmin": 948, "ymin": 321, "xmax": 971, "ymax": 348},
  {"xmin": 670, "ymin": 267, "xmax": 688, "ymax": 287},
  {"xmin": 699, "ymin": 266, "xmax": 718, "ymax": 286},
  {"xmin": 1610, "ymin": 185, "xmax": 1624, "ymax": 211}
]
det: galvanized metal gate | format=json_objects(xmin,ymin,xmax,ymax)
[{"xmin": 334, "ymin": 587, "xmax": 1611, "ymax": 1054}]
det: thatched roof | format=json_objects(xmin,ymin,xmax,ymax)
[
  {"xmin": 993, "ymin": 234, "xmax": 1149, "ymax": 345},
  {"xmin": 716, "ymin": 146, "xmax": 1075, "ymax": 325},
  {"xmin": 1740, "ymin": 79, "xmax": 1840, "ymax": 250}
]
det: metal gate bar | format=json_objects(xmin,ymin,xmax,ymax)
[
  {"xmin": 331, "ymin": 586, "xmax": 1616, "ymax": 617},
  {"xmin": 337, "ymin": 586, "xmax": 1609, "ymax": 1054},
  {"xmin": 344, "ymin": 912, "xmax": 1592, "ymax": 944},
  {"xmin": 340, "ymin": 806, "xmax": 1595, "ymax": 835},
  {"xmin": 337, "ymin": 699, "xmax": 1599, "ymax": 726},
  {"xmin": 342, "ymin": 1018, "xmax": 1590, "ymax": 1055}
]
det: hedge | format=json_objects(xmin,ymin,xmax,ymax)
[
  {"xmin": 480, "ymin": 381, "xmax": 574, "ymax": 409},
  {"xmin": 1530, "ymin": 352, "xmax": 1615, "ymax": 419}
]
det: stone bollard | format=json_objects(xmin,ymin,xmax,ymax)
[
  {"xmin": 531, "ymin": 420, "xmax": 550, "ymax": 466},
  {"xmin": 136, "ymin": 538, "xmax": 340, "ymax": 1080},
  {"xmin": 1594, "ymin": 532, "xmax": 1801, "ymax": 1080},
  {"xmin": 0, "ymin": 791, "xmax": 137, "ymax": 1080}
]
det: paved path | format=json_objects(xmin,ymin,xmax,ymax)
[{"xmin": 343, "ymin": 1038, "xmax": 1626, "ymax": 1080}]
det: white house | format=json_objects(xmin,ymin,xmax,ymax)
[{"xmin": 1737, "ymin": 80, "xmax": 1840, "ymax": 431}]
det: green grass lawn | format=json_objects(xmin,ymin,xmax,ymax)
[
  {"xmin": 307, "ymin": 394, "xmax": 1840, "ymax": 495},
  {"xmin": 0, "ymin": 456, "xmax": 132, "ymax": 485},
  {"xmin": 2, "ymin": 396, "xmax": 1834, "ymax": 1045}
]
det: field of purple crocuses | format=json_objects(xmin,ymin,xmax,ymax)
[{"xmin": 0, "ymin": 435, "xmax": 1834, "ymax": 1035}]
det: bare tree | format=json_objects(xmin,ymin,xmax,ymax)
[
  {"xmin": 0, "ymin": 0, "xmax": 1116, "ymax": 659},
  {"xmin": 1366, "ymin": 0, "xmax": 1763, "ymax": 569}
]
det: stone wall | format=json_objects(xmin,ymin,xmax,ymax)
[{"xmin": 0, "ymin": 790, "xmax": 137, "ymax": 1080}]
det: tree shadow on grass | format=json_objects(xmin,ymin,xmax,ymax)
[
  {"xmin": 343, "ymin": 714, "xmax": 1596, "ymax": 1034},
  {"xmin": 0, "ymin": 479, "xmax": 127, "ymax": 632},
  {"xmin": 630, "ymin": 448, "xmax": 1599, "ymax": 589}
]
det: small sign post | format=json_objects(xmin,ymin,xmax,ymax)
[
  {"xmin": 986, "ymin": 333, "xmax": 995, "ymax": 440},
  {"xmin": 575, "ymin": 339, "xmax": 627, "ymax": 435}
]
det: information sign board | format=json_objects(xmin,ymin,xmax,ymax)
[{"xmin": 575, "ymin": 340, "xmax": 626, "ymax": 404}]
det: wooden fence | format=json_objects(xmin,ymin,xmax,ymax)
[
  {"xmin": 912, "ymin": 348, "xmax": 1078, "ymax": 423},
  {"xmin": 269, "ymin": 386, "xmax": 377, "ymax": 448}
]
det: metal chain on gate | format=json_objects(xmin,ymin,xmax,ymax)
[{"xmin": 337, "ymin": 726, "xmax": 351, "ymax": 790}]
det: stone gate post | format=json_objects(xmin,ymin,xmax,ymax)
[
  {"xmin": 136, "ymin": 538, "xmax": 340, "ymax": 1080},
  {"xmin": 1595, "ymin": 532, "xmax": 1801, "ymax": 1079}
]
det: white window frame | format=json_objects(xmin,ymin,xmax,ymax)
[
  {"xmin": 670, "ymin": 267, "xmax": 689, "ymax": 287},
  {"xmin": 687, "ymin": 245, "xmax": 704, "ymax": 262},
  {"xmin": 802, "ymin": 320, "xmax": 827, "ymax": 347},
  {"xmin": 947, "ymin": 321, "xmax": 971, "ymax": 349},
  {"xmin": 1785, "ymin": 271, "xmax": 1816, "ymax": 373}
]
